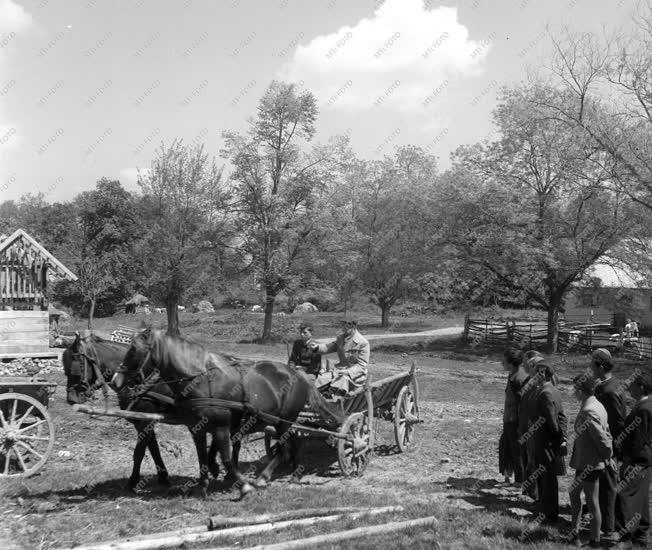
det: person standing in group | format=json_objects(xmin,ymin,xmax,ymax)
[
  {"xmin": 616, "ymin": 372, "xmax": 652, "ymax": 548},
  {"xmin": 568, "ymin": 374, "xmax": 614, "ymax": 548},
  {"xmin": 532, "ymin": 362, "xmax": 567, "ymax": 523},
  {"xmin": 499, "ymin": 347, "xmax": 527, "ymax": 486},
  {"xmin": 590, "ymin": 348, "xmax": 627, "ymax": 542},
  {"xmin": 288, "ymin": 322, "xmax": 322, "ymax": 382},
  {"xmin": 518, "ymin": 350, "xmax": 544, "ymax": 500}
]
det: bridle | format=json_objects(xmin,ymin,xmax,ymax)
[{"xmin": 69, "ymin": 337, "xmax": 111, "ymax": 406}]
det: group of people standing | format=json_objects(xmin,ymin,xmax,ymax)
[{"xmin": 500, "ymin": 347, "xmax": 651, "ymax": 548}]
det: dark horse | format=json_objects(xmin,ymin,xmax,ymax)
[
  {"xmin": 62, "ymin": 333, "xmax": 221, "ymax": 490},
  {"xmin": 114, "ymin": 328, "xmax": 342, "ymax": 498}
]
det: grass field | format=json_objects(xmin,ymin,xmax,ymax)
[{"xmin": 2, "ymin": 310, "xmax": 650, "ymax": 549}]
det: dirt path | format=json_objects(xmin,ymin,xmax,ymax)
[{"xmin": 315, "ymin": 325, "xmax": 463, "ymax": 343}]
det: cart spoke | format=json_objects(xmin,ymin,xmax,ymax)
[
  {"xmin": 16, "ymin": 440, "xmax": 44, "ymax": 461},
  {"xmin": 16, "ymin": 405, "xmax": 35, "ymax": 427},
  {"xmin": 17, "ymin": 418, "xmax": 47, "ymax": 434},
  {"xmin": 3, "ymin": 448, "xmax": 10, "ymax": 475},
  {"xmin": 0, "ymin": 408, "xmax": 7, "ymax": 429},
  {"xmin": 19, "ymin": 435, "xmax": 50, "ymax": 442},
  {"xmin": 10, "ymin": 399, "xmax": 18, "ymax": 425},
  {"xmin": 13, "ymin": 447, "xmax": 27, "ymax": 473}
]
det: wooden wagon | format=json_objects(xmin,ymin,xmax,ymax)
[
  {"xmin": 0, "ymin": 377, "xmax": 58, "ymax": 477},
  {"xmin": 264, "ymin": 362, "xmax": 420, "ymax": 476}
]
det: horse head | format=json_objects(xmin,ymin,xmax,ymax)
[
  {"xmin": 113, "ymin": 327, "xmax": 161, "ymax": 390},
  {"xmin": 62, "ymin": 331, "xmax": 97, "ymax": 404}
]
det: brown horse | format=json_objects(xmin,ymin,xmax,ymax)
[
  {"xmin": 113, "ymin": 328, "xmax": 342, "ymax": 498},
  {"xmin": 63, "ymin": 333, "xmax": 223, "ymax": 490}
]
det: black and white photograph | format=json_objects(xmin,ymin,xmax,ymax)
[{"xmin": 0, "ymin": 0, "xmax": 651, "ymax": 548}]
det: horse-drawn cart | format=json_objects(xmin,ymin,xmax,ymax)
[
  {"xmin": 0, "ymin": 377, "xmax": 57, "ymax": 477},
  {"xmin": 265, "ymin": 362, "xmax": 420, "ymax": 476}
]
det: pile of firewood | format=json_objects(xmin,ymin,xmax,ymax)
[{"xmin": 0, "ymin": 358, "xmax": 61, "ymax": 377}]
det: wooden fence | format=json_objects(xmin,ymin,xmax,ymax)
[{"xmin": 463, "ymin": 316, "xmax": 652, "ymax": 361}]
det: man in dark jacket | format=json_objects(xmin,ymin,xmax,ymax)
[
  {"xmin": 591, "ymin": 348, "xmax": 627, "ymax": 540},
  {"xmin": 288, "ymin": 323, "xmax": 322, "ymax": 380},
  {"xmin": 617, "ymin": 372, "xmax": 652, "ymax": 548},
  {"xmin": 532, "ymin": 362, "xmax": 567, "ymax": 522}
]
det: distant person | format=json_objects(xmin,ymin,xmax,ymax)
[
  {"xmin": 288, "ymin": 322, "xmax": 322, "ymax": 381},
  {"xmin": 568, "ymin": 374, "xmax": 613, "ymax": 548},
  {"xmin": 313, "ymin": 316, "xmax": 369, "ymax": 396},
  {"xmin": 499, "ymin": 347, "xmax": 527, "ymax": 486},
  {"xmin": 532, "ymin": 362, "xmax": 567, "ymax": 523},
  {"xmin": 590, "ymin": 348, "xmax": 627, "ymax": 541},
  {"xmin": 617, "ymin": 372, "xmax": 652, "ymax": 548},
  {"xmin": 625, "ymin": 319, "xmax": 634, "ymax": 338}
]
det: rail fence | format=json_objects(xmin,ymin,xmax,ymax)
[{"xmin": 463, "ymin": 316, "xmax": 652, "ymax": 361}]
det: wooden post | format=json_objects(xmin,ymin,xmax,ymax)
[
  {"xmin": 463, "ymin": 313, "xmax": 469, "ymax": 343},
  {"xmin": 485, "ymin": 319, "xmax": 488, "ymax": 342}
]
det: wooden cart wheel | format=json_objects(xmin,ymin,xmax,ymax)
[
  {"xmin": 337, "ymin": 412, "xmax": 372, "ymax": 476},
  {"xmin": 0, "ymin": 393, "xmax": 55, "ymax": 478},
  {"xmin": 394, "ymin": 385, "xmax": 419, "ymax": 452}
]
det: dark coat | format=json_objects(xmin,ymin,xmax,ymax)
[
  {"xmin": 534, "ymin": 382, "xmax": 568, "ymax": 474},
  {"xmin": 594, "ymin": 377, "xmax": 627, "ymax": 456},
  {"xmin": 620, "ymin": 398, "xmax": 652, "ymax": 467},
  {"xmin": 288, "ymin": 339, "xmax": 322, "ymax": 377}
]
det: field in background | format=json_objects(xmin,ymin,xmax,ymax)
[{"xmin": 3, "ymin": 309, "xmax": 651, "ymax": 549}]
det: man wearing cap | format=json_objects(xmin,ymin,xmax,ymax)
[
  {"xmin": 617, "ymin": 372, "xmax": 652, "ymax": 548},
  {"xmin": 590, "ymin": 348, "xmax": 627, "ymax": 541},
  {"xmin": 312, "ymin": 316, "xmax": 370, "ymax": 396}
]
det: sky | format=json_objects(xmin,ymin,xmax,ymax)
[{"xmin": 0, "ymin": 0, "xmax": 641, "ymax": 203}]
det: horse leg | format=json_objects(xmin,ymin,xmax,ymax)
[
  {"xmin": 232, "ymin": 439, "xmax": 241, "ymax": 470},
  {"xmin": 145, "ymin": 427, "xmax": 170, "ymax": 486},
  {"xmin": 207, "ymin": 431, "xmax": 221, "ymax": 479},
  {"xmin": 253, "ymin": 426, "xmax": 291, "ymax": 488},
  {"xmin": 290, "ymin": 434, "xmax": 304, "ymax": 480},
  {"xmin": 189, "ymin": 429, "xmax": 210, "ymax": 498},
  {"xmin": 213, "ymin": 427, "xmax": 253, "ymax": 498},
  {"xmin": 126, "ymin": 422, "xmax": 150, "ymax": 491}
]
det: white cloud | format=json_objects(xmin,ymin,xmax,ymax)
[
  {"xmin": 0, "ymin": 0, "xmax": 31, "ymax": 34},
  {"xmin": 278, "ymin": 0, "xmax": 493, "ymax": 111}
]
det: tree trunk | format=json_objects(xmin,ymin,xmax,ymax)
[
  {"xmin": 166, "ymin": 295, "xmax": 180, "ymax": 336},
  {"xmin": 546, "ymin": 294, "xmax": 561, "ymax": 353},
  {"xmin": 262, "ymin": 287, "xmax": 276, "ymax": 342},
  {"xmin": 87, "ymin": 298, "xmax": 96, "ymax": 330},
  {"xmin": 381, "ymin": 301, "xmax": 391, "ymax": 328}
]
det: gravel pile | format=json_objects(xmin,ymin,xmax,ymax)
[{"xmin": 0, "ymin": 358, "xmax": 62, "ymax": 376}]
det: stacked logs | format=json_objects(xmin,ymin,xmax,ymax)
[{"xmin": 0, "ymin": 357, "xmax": 61, "ymax": 376}]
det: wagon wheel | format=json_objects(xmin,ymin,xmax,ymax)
[
  {"xmin": 394, "ymin": 385, "xmax": 419, "ymax": 452},
  {"xmin": 337, "ymin": 412, "xmax": 372, "ymax": 476},
  {"xmin": 0, "ymin": 393, "xmax": 55, "ymax": 478}
]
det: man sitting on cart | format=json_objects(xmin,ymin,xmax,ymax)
[
  {"xmin": 288, "ymin": 322, "xmax": 322, "ymax": 382},
  {"xmin": 311, "ymin": 315, "xmax": 370, "ymax": 398}
]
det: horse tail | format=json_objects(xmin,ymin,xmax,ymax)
[{"xmin": 306, "ymin": 382, "xmax": 344, "ymax": 424}]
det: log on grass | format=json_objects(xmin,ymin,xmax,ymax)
[
  {"xmin": 208, "ymin": 506, "xmax": 395, "ymax": 530},
  {"xmin": 72, "ymin": 404, "xmax": 167, "ymax": 422},
  {"xmin": 66, "ymin": 506, "xmax": 404, "ymax": 550},
  {"xmin": 209, "ymin": 515, "xmax": 439, "ymax": 550}
]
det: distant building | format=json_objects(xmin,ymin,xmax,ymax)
[
  {"xmin": 0, "ymin": 229, "xmax": 77, "ymax": 358},
  {"xmin": 564, "ymin": 263, "xmax": 652, "ymax": 329}
]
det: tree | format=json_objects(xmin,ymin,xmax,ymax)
[
  {"xmin": 540, "ymin": 12, "xmax": 652, "ymax": 213},
  {"xmin": 350, "ymin": 146, "xmax": 438, "ymax": 327},
  {"xmin": 222, "ymin": 80, "xmax": 348, "ymax": 341},
  {"xmin": 76, "ymin": 256, "xmax": 113, "ymax": 329},
  {"xmin": 447, "ymin": 84, "xmax": 638, "ymax": 351},
  {"xmin": 138, "ymin": 140, "xmax": 229, "ymax": 336}
]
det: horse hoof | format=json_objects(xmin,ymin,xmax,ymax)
[
  {"xmin": 252, "ymin": 478, "xmax": 267, "ymax": 489},
  {"xmin": 209, "ymin": 464, "xmax": 220, "ymax": 479},
  {"xmin": 124, "ymin": 482, "xmax": 138, "ymax": 493},
  {"xmin": 239, "ymin": 483, "xmax": 254, "ymax": 499}
]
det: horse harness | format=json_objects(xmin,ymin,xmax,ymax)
[{"xmin": 121, "ymin": 349, "xmax": 294, "ymax": 427}]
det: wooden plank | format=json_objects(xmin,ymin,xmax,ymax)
[
  {"xmin": 0, "ymin": 350, "xmax": 62, "ymax": 359},
  {"xmin": 0, "ymin": 331, "xmax": 50, "ymax": 341},
  {"xmin": 0, "ymin": 310, "xmax": 49, "ymax": 318}
]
